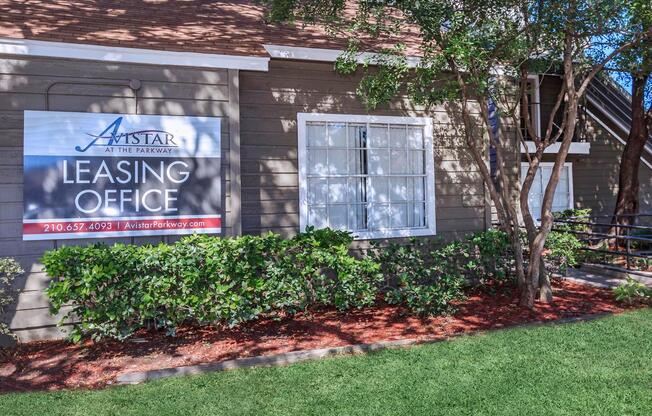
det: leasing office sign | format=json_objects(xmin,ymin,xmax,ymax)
[{"xmin": 23, "ymin": 111, "xmax": 222, "ymax": 240}]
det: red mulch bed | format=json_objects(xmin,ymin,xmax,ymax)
[{"xmin": 0, "ymin": 280, "xmax": 636, "ymax": 393}]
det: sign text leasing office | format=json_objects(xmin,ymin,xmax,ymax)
[{"xmin": 22, "ymin": 111, "xmax": 222, "ymax": 240}]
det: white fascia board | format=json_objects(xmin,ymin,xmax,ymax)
[
  {"xmin": 264, "ymin": 44, "xmax": 421, "ymax": 68},
  {"xmin": 0, "ymin": 37, "xmax": 269, "ymax": 71},
  {"xmin": 520, "ymin": 141, "xmax": 591, "ymax": 155}
]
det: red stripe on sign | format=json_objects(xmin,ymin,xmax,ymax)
[{"xmin": 23, "ymin": 217, "xmax": 222, "ymax": 235}]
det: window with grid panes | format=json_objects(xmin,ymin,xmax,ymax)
[
  {"xmin": 520, "ymin": 162, "xmax": 573, "ymax": 222},
  {"xmin": 299, "ymin": 115, "xmax": 435, "ymax": 239}
]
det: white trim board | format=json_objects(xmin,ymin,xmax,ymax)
[
  {"xmin": 586, "ymin": 108, "xmax": 652, "ymax": 170},
  {"xmin": 520, "ymin": 141, "xmax": 591, "ymax": 155},
  {"xmin": 264, "ymin": 44, "xmax": 422, "ymax": 68},
  {"xmin": 297, "ymin": 112, "xmax": 436, "ymax": 240},
  {"xmin": 0, "ymin": 37, "xmax": 269, "ymax": 71},
  {"xmin": 527, "ymin": 74, "xmax": 542, "ymax": 138}
]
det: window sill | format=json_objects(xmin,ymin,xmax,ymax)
[{"xmin": 350, "ymin": 227, "xmax": 437, "ymax": 240}]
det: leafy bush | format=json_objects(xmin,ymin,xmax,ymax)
[
  {"xmin": 613, "ymin": 277, "xmax": 652, "ymax": 305},
  {"xmin": 368, "ymin": 229, "xmax": 512, "ymax": 316},
  {"xmin": 44, "ymin": 228, "xmax": 381, "ymax": 342},
  {"xmin": 43, "ymin": 228, "xmax": 517, "ymax": 342},
  {"xmin": 0, "ymin": 258, "xmax": 23, "ymax": 339},
  {"xmin": 541, "ymin": 209, "xmax": 591, "ymax": 272},
  {"xmin": 368, "ymin": 238, "xmax": 465, "ymax": 316},
  {"xmin": 544, "ymin": 231, "xmax": 584, "ymax": 273},
  {"xmin": 465, "ymin": 228, "xmax": 513, "ymax": 286},
  {"xmin": 553, "ymin": 208, "xmax": 592, "ymax": 233}
]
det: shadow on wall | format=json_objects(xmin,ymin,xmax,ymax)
[
  {"xmin": 0, "ymin": 0, "xmax": 353, "ymax": 57},
  {"xmin": 1, "ymin": 55, "xmax": 489, "ymax": 343},
  {"xmin": 0, "ymin": 52, "xmax": 234, "ymax": 343},
  {"xmin": 239, "ymin": 59, "xmax": 489, "ymax": 242}
]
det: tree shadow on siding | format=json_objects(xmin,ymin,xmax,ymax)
[{"xmin": 0, "ymin": 53, "xmax": 233, "ymax": 345}]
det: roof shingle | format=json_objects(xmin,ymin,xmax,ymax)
[{"xmin": 0, "ymin": 0, "xmax": 421, "ymax": 57}]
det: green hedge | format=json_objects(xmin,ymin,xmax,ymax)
[
  {"xmin": 43, "ymin": 228, "xmax": 517, "ymax": 342},
  {"xmin": 1, "ymin": 257, "xmax": 23, "ymax": 339},
  {"xmin": 44, "ymin": 228, "xmax": 382, "ymax": 342}
]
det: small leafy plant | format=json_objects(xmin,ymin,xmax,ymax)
[
  {"xmin": 544, "ymin": 231, "xmax": 584, "ymax": 273},
  {"xmin": 613, "ymin": 277, "xmax": 652, "ymax": 305},
  {"xmin": 1, "ymin": 257, "xmax": 24, "ymax": 340}
]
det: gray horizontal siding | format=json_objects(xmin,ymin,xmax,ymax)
[
  {"xmin": 240, "ymin": 59, "xmax": 488, "ymax": 237},
  {"xmin": 570, "ymin": 115, "xmax": 652, "ymax": 217},
  {"xmin": 520, "ymin": 76, "xmax": 651, "ymax": 218},
  {"xmin": 0, "ymin": 55, "xmax": 235, "ymax": 341}
]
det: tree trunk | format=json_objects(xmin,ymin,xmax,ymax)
[
  {"xmin": 523, "ymin": 37, "xmax": 579, "ymax": 308},
  {"xmin": 610, "ymin": 73, "xmax": 651, "ymax": 241}
]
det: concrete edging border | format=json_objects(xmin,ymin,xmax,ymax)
[{"xmin": 116, "ymin": 312, "xmax": 614, "ymax": 385}]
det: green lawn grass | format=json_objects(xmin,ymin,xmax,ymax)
[{"xmin": 2, "ymin": 308, "xmax": 652, "ymax": 416}]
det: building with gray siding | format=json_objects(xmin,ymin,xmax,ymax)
[{"xmin": 0, "ymin": 1, "xmax": 649, "ymax": 341}]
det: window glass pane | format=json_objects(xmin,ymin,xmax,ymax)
[
  {"xmin": 552, "ymin": 202, "xmax": 568, "ymax": 213},
  {"xmin": 348, "ymin": 177, "xmax": 367, "ymax": 204},
  {"xmin": 368, "ymin": 149, "xmax": 389, "ymax": 175},
  {"xmin": 390, "ymin": 177, "xmax": 408, "ymax": 201},
  {"xmin": 348, "ymin": 124, "xmax": 366, "ymax": 148},
  {"xmin": 348, "ymin": 149, "xmax": 365, "ymax": 175},
  {"xmin": 328, "ymin": 205, "xmax": 348, "ymax": 230},
  {"xmin": 308, "ymin": 149, "xmax": 328, "ymax": 175},
  {"xmin": 556, "ymin": 167, "xmax": 569, "ymax": 189},
  {"xmin": 409, "ymin": 151, "xmax": 425, "ymax": 174},
  {"xmin": 369, "ymin": 124, "xmax": 388, "ymax": 147},
  {"xmin": 307, "ymin": 123, "xmax": 328, "ymax": 147},
  {"xmin": 407, "ymin": 177, "xmax": 425, "ymax": 201},
  {"xmin": 349, "ymin": 204, "xmax": 368, "ymax": 230},
  {"xmin": 329, "ymin": 178, "xmax": 347, "ymax": 203},
  {"xmin": 368, "ymin": 204, "xmax": 390, "ymax": 230},
  {"xmin": 328, "ymin": 123, "xmax": 347, "ymax": 147},
  {"xmin": 411, "ymin": 203, "xmax": 426, "ymax": 227},
  {"xmin": 534, "ymin": 167, "xmax": 543, "ymax": 193},
  {"xmin": 390, "ymin": 126, "xmax": 406, "ymax": 148},
  {"xmin": 368, "ymin": 177, "xmax": 389, "ymax": 202},
  {"xmin": 541, "ymin": 166, "xmax": 552, "ymax": 190},
  {"xmin": 408, "ymin": 127, "xmax": 424, "ymax": 149},
  {"xmin": 308, "ymin": 206, "xmax": 328, "ymax": 228},
  {"xmin": 328, "ymin": 149, "xmax": 348, "ymax": 175},
  {"xmin": 390, "ymin": 149, "xmax": 408, "ymax": 174},
  {"xmin": 390, "ymin": 203, "xmax": 408, "ymax": 228},
  {"xmin": 308, "ymin": 178, "xmax": 328, "ymax": 205}
]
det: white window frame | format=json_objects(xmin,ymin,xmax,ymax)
[
  {"xmin": 297, "ymin": 113, "xmax": 436, "ymax": 240},
  {"xmin": 520, "ymin": 161, "xmax": 574, "ymax": 222},
  {"xmin": 524, "ymin": 74, "xmax": 541, "ymax": 139}
]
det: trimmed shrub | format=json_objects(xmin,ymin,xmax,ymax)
[
  {"xmin": 368, "ymin": 229, "xmax": 513, "ymax": 316},
  {"xmin": 368, "ymin": 238, "xmax": 466, "ymax": 316},
  {"xmin": 44, "ymin": 228, "xmax": 381, "ymax": 342},
  {"xmin": 0, "ymin": 258, "xmax": 23, "ymax": 339},
  {"xmin": 44, "ymin": 228, "xmax": 516, "ymax": 342}
]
